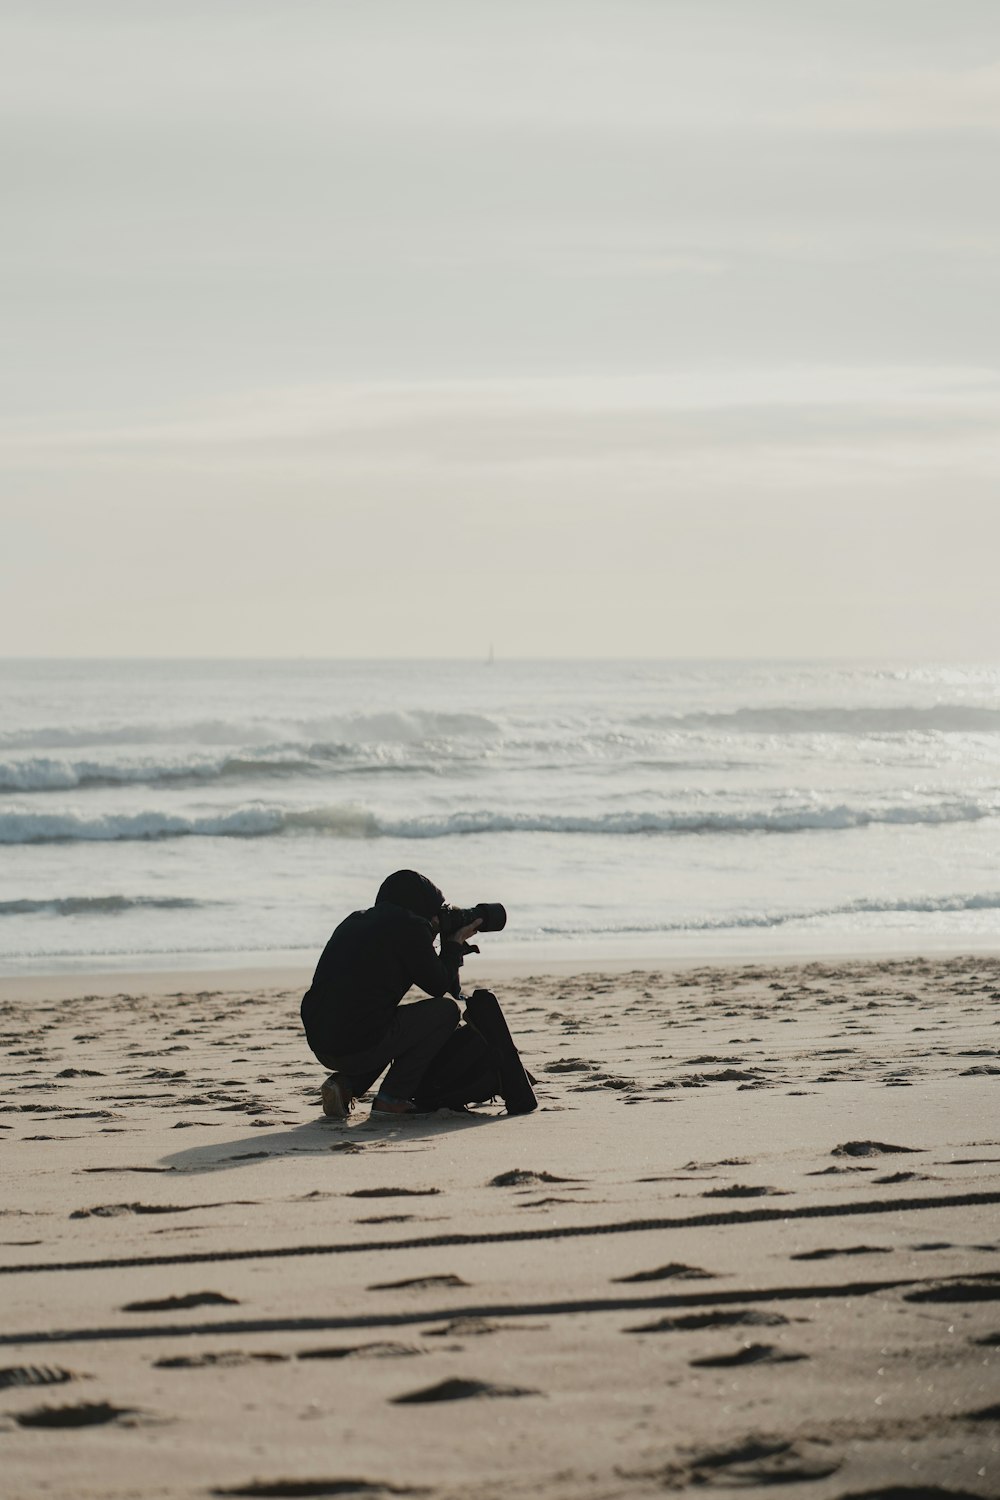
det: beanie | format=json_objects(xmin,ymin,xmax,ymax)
[{"xmin": 375, "ymin": 869, "xmax": 445, "ymax": 922}]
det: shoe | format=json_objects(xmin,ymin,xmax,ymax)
[
  {"xmin": 321, "ymin": 1073, "xmax": 355, "ymax": 1119},
  {"xmin": 370, "ymin": 1096, "xmax": 422, "ymax": 1116}
]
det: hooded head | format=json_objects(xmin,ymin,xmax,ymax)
[{"xmin": 375, "ymin": 869, "xmax": 445, "ymax": 923}]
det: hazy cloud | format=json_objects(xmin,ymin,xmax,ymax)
[{"xmin": 2, "ymin": 1, "xmax": 999, "ymax": 656}]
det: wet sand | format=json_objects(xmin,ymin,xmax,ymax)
[{"xmin": 2, "ymin": 953, "xmax": 999, "ymax": 1499}]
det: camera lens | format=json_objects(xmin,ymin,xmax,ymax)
[{"xmin": 474, "ymin": 902, "xmax": 507, "ymax": 932}]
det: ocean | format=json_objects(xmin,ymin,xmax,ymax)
[{"xmin": 1, "ymin": 658, "xmax": 999, "ymax": 975}]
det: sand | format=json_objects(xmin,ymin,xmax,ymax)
[{"xmin": 1, "ymin": 953, "xmax": 998, "ymax": 1500}]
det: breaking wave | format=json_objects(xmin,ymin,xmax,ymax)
[
  {"xmin": 379, "ymin": 801, "xmax": 1000, "ymax": 837},
  {"xmin": 2, "ymin": 796, "xmax": 997, "ymax": 845},
  {"xmin": 541, "ymin": 890, "xmax": 1000, "ymax": 934},
  {"xmin": 0, "ymin": 754, "xmax": 308, "ymax": 793},
  {"xmin": 0, "ymin": 746, "xmax": 454, "ymax": 794},
  {"xmin": 0, "ymin": 709, "xmax": 500, "ymax": 753},
  {"xmin": 0, "ymin": 805, "xmax": 379, "ymax": 844},
  {"xmin": 0, "ymin": 895, "xmax": 204, "ymax": 918},
  {"xmin": 0, "ymin": 745, "xmax": 754, "ymax": 795},
  {"xmin": 632, "ymin": 705, "xmax": 1000, "ymax": 735}
]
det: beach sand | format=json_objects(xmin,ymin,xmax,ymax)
[{"xmin": 1, "ymin": 954, "xmax": 998, "ymax": 1500}]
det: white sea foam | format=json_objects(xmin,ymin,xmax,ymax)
[
  {"xmin": 633, "ymin": 705, "xmax": 1000, "ymax": 734},
  {"xmin": 0, "ymin": 744, "xmax": 474, "ymax": 794},
  {"xmin": 0, "ymin": 752, "xmax": 329, "ymax": 794},
  {"xmin": 2, "ymin": 796, "xmax": 996, "ymax": 845},
  {"xmin": 0, "ymin": 804, "xmax": 380, "ymax": 844},
  {"xmin": 6, "ymin": 889, "xmax": 997, "ymax": 936},
  {"xmin": 379, "ymin": 801, "xmax": 999, "ymax": 837},
  {"xmin": 300, "ymin": 710, "xmax": 499, "ymax": 743},
  {"xmin": 0, "ymin": 720, "xmax": 273, "ymax": 751},
  {"xmin": 0, "ymin": 708, "xmax": 500, "ymax": 753},
  {"xmin": 540, "ymin": 891, "xmax": 1000, "ymax": 934},
  {"xmin": 0, "ymin": 896, "xmax": 204, "ymax": 917},
  {"xmin": 2, "ymin": 659, "xmax": 999, "ymax": 969}
]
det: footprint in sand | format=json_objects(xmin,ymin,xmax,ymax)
[
  {"xmin": 213, "ymin": 1482, "xmax": 423, "ymax": 1497},
  {"xmin": 519, "ymin": 1195, "xmax": 582, "ymax": 1207},
  {"xmin": 154, "ymin": 1352, "xmax": 288, "ymax": 1369},
  {"xmin": 15, "ymin": 1401, "xmax": 137, "ymax": 1428},
  {"xmin": 682, "ymin": 1158, "xmax": 750, "ymax": 1171},
  {"xmin": 905, "ymin": 1276, "xmax": 1000, "ymax": 1303},
  {"xmin": 70, "ymin": 1200, "xmax": 249, "ymax": 1219},
  {"xmin": 367, "ymin": 1274, "xmax": 468, "ymax": 1292},
  {"xmin": 81, "ymin": 1165, "xmax": 175, "ymax": 1174},
  {"xmin": 835, "ymin": 1488, "xmax": 994, "ymax": 1499},
  {"xmin": 390, "ymin": 1376, "xmax": 539, "ymax": 1404},
  {"xmin": 805, "ymin": 1165, "xmax": 875, "ymax": 1176},
  {"xmin": 664, "ymin": 1437, "xmax": 839, "ymax": 1487},
  {"xmin": 614, "ymin": 1262, "xmax": 716, "ymax": 1284},
  {"xmin": 356, "ymin": 1214, "xmax": 418, "ymax": 1224},
  {"xmin": 831, "ymin": 1140, "xmax": 922, "ymax": 1157},
  {"xmin": 873, "ymin": 1170, "xmax": 933, "ymax": 1184},
  {"xmin": 0, "ymin": 1365, "xmax": 79, "ymax": 1390},
  {"xmin": 297, "ymin": 1343, "xmax": 421, "ymax": 1361},
  {"xmin": 790, "ymin": 1245, "xmax": 891, "ymax": 1261},
  {"xmin": 122, "ymin": 1291, "xmax": 239, "ymax": 1313},
  {"xmin": 701, "ymin": 1185, "xmax": 788, "ymax": 1198},
  {"xmin": 965, "ymin": 1403, "xmax": 1000, "ymax": 1422},
  {"xmin": 422, "ymin": 1318, "xmax": 499, "ymax": 1338},
  {"xmin": 570, "ymin": 1074, "xmax": 636, "ymax": 1092},
  {"xmin": 489, "ymin": 1168, "xmax": 577, "ymax": 1188},
  {"xmin": 348, "ymin": 1187, "xmax": 440, "ymax": 1199},
  {"xmin": 628, "ymin": 1309, "xmax": 791, "ymax": 1334},
  {"xmin": 689, "ymin": 1343, "xmax": 808, "ymax": 1368}
]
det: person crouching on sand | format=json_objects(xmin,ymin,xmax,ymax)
[{"xmin": 300, "ymin": 869, "xmax": 482, "ymax": 1118}]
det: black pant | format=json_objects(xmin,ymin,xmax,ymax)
[{"xmin": 314, "ymin": 995, "xmax": 461, "ymax": 1101}]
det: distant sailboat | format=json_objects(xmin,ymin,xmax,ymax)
[{"xmin": 486, "ymin": 643, "xmax": 495, "ymax": 666}]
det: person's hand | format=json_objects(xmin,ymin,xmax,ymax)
[{"xmin": 449, "ymin": 917, "xmax": 482, "ymax": 946}]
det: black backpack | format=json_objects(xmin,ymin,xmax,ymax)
[{"xmin": 413, "ymin": 989, "xmax": 537, "ymax": 1116}]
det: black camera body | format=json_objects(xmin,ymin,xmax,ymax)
[{"xmin": 439, "ymin": 902, "xmax": 507, "ymax": 940}]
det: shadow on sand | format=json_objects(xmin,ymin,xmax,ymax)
[{"xmin": 160, "ymin": 1107, "xmax": 504, "ymax": 1172}]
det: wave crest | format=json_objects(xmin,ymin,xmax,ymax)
[
  {"xmin": 0, "ymin": 804, "xmax": 381, "ymax": 844},
  {"xmin": 0, "ymin": 708, "xmax": 500, "ymax": 753},
  {"xmin": 0, "ymin": 895, "xmax": 204, "ymax": 917},
  {"xmin": 1, "ymin": 796, "xmax": 996, "ymax": 845},
  {"xmin": 0, "ymin": 745, "xmax": 463, "ymax": 795},
  {"xmin": 633, "ymin": 705, "xmax": 1000, "ymax": 735},
  {"xmin": 541, "ymin": 890, "xmax": 1000, "ymax": 935},
  {"xmin": 380, "ymin": 801, "xmax": 997, "ymax": 837}
]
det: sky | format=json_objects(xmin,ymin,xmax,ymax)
[{"xmin": 2, "ymin": 0, "xmax": 999, "ymax": 659}]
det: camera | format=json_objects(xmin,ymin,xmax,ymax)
[{"xmin": 439, "ymin": 902, "xmax": 507, "ymax": 940}]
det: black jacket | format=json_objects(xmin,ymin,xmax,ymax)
[{"xmin": 301, "ymin": 900, "xmax": 460, "ymax": 1056}]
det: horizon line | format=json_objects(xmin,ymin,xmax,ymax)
[{"xmin": 2, "ymin": 653, "xmax": 997, "ymax": 667}]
